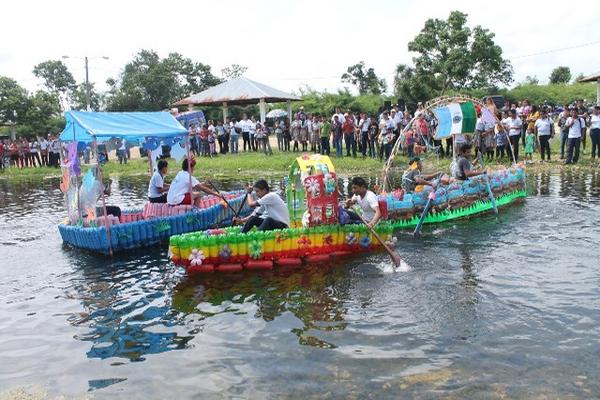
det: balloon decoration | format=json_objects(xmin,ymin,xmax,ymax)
[
  {"xmin": 150, "ymin": 147, "xmax": 163, "ymax": 172},
  {"xmin": 67, "ymin": 141, "xmax": 81, "ymax": 176},
  {"xmin": 170, "ymin": 141, "xmax": 187, "ymax": 162},
  {"xmin": 143, "ymin": 138, "xmax": 160, "ymax": 152}
]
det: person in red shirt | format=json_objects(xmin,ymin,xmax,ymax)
[{"xmin": 342, "ymin": 114, "xmax": 357, "ymax": 157}]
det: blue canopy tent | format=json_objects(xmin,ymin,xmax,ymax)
[
  {"xmin": 59, "ymin": 111, "xmax": 188, "ymax": 142},
  {"xmin": 58, "ymin": 111, "xmax": 191, "ymax": 256}
]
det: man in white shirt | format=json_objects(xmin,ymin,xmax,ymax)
[
  {"xmin": 239, "ymin": 114, "xmax": 251, "ymax": 152},
  {"xmin": 344, "ymin": 176, "xmax": 381, "ymax": 229},
  {"xmin": 117, "ymin": 139, "xmax": 127, "ymax": 164},
  {"xmin": 148, "ymin": 160, "xmax": 170, "ymax": 203},
  {"xmin": 39, "ymin": 136, "xmax": 49, "ymax": 166},
  {"xmin": 233, "ymin": 179, "xmax": 290, "ymax": 233},
  {"xmin": 507, "ymin": 109, "xmax": 522, "ymax": 162},
  {"xmin": 590, "ymin": 106, "xmax": 600, "ymax": 159},
  {"xmin": 534, "ymin": 109, "xmax": 553, "ymax": 161},
  {"xmin": 167, "ymin": 158, "xmax": 219, "ymax": 206},
  {"xmin": 565, "ymin": 108, "xmax": 584, "ymax": 164}
]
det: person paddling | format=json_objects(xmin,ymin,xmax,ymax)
[
  {"xmin": 166, "ymin": 158, "xmax": 219, "ymax": 207},
  {"xmin": 452, "ymin": 144, "xmax": 487, "ymax": 181},
  {"xmin": 344, "ymin": 177, "xmax": 381, "ymax": 229},
  {"xmin": 401, "ymin": 157, "xmax": 441, "ymax": 193},
  {"xmin": 233, "ymin": 179, "xmax": 290, "ymax": 233}
]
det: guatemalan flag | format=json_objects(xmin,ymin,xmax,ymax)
[{"xmin": 432, "ymin": 102, "xmax": 477, "ymax": 140}]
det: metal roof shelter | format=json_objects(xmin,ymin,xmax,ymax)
[
  {"xmin": 173, "ymin": 77, "xmax": 301, "ymax": 123},
  {"xmin": 578, "ymin": 72, "xmax": 600, "ymax": 104}
]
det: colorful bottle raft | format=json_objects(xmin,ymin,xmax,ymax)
[
  {"xmin": 58, "ymin": 190, "xmax": 251, "ymax": 254},
  {"xmin": 169, "ymin": 155, "xmax": 526, "ymax": 273}
]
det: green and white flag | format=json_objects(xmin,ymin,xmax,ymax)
[{"xmin": 432, "ymin": 102, "xmax": 477, "ymax": 140}]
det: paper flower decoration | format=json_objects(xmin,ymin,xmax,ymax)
[
  {"xmin": 346, "ymin": 232, "xmax": 356, "ymax": 245},
  {"xmin": 359, "ymin": 235, "xmax": 371, "ymax": 248},
  {"xmin": 304, "ymin": 177, "xmax": 320, "ymax": 198},
  {"xmin": 189, "ymin": 249, "xmax": 205, "ymax": 266},
  {"xmin": 219, "ymin": 245, "xmax": 232, "ymax": 259},
  {"xmin": 249, "ymin": 240, "xmax": 263, "ymax": 259},
  {"xmin": 297, "ymin": 234, "xmax": 311, "ymax": 248},
  {"xmin": 276, "ymin": 232, "xmax": 288, "ymax": 243},
  {"xmin": 324, "ymin": 235, "xmax": 334, "ymax": 246}
]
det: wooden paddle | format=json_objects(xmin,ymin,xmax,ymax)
[
  {"xmin": 413, "ymin": 190, "xmax": 435, "ymax": 237},
  {"xmin": 352, "ymin": 206, "xmax": 402, "ymax": 268},
  {"xmin": 476, "ymin": 151, "xmax": 498, "ymax": 215}
]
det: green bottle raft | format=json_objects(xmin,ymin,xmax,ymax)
[{"xmin": 169, "ymin": 155, "xmax": 527, "ymax": 273}]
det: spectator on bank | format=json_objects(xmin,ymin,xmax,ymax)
[
  {"xmin": 535, "ymin": 108, "xmax": 553, "ymax": 162},
  {"xmin": 590, "ymin": 106, "xmax": 600, "ymax": 159},
  {"xmin": 565, "ymin": 108, "xmax": 584, "ymax": 165}
]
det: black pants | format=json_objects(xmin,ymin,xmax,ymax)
[
  {"xmin": 496, "ymin": 145, "xmax": 506, "ymax": 160},
  {"xmin": 96, "ymin": 206, "xmax": 121, "ymax": 219},
  {"xmin": 539, "ymin": 135, "xmax": 551, "ymax": 160},
  {"xmin": 320, "ymin": 137, "xmax": 330, "ymax": 155},
  {"xmin": 560, "ymin": 131, "xmax": 568, "ymax": 159},
  {"xmin": 241, "ymin": 215, "xmax": 288, "ymax": 233},
  {"xmin": 242, "ymin": 132, "xmax": 250, "ymax": 151},
  {"xmin": 590, "ymin": 128, "xmax": 600, "ymax": 158},
  {"xmin": 344, "ymin": 134, "xmax": 357, "ymax": 157},
  {"xmin": 361, "ymin": 132, "xmax": 369, "ymax": 156},
  {"xmin": 566, "ymin": 137, "xmax": 581, "ymax": 164},
  {"xmin": 41, "ymin": 151, "xmax": 48, "ymax": 166},
  {"xmin": 509, "ymin": 135, "xmax": 520, "ymax": 162},
  {"xmin": 149, "ymin": 194, "xmax": 167, "ymax": 203}
]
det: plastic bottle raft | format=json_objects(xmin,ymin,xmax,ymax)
[
  {"xmin": 169, "ymin": 164, "xmax": 526, "ymax": 273},
  {"xmin": 58, "ymin": 190, "xmax": 252, "ymax": 254}
]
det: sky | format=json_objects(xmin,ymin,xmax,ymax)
[{"xmin": 1, "ymin": 0, "xmax": 599, "ymax": 97}]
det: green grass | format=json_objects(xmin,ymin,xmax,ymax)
[
  {"xmin": 0, "ymin": 151, "xmax": 386, "ymax": 181},
  {"xmin": 1, "ymin": 137, "xmax": 599, "ymax": 183}
]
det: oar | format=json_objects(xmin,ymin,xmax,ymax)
[
  {"xmin": 207, "ymin": 180, "xmax": 237, "ymax": 214},
  {"xmin": 413, "ymin": 190, "xmax": 436, "ymax": 237},
  {"xmin": 477, "ymin": 151, "xmax": 498, "ymax": 215},
  {"xmin": 352, "ymin": 206, "xmax": 402, "ymax": 268}
]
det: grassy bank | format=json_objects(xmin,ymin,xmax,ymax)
[
  {"xmin": 0, "ymin": 152, "xmax": 385, "ymax": 181},
  {"xmin": 1, "ymin": 143, "xmax": 598, "ymax": 183}
]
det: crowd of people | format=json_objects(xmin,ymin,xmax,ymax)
[
  {"xmin": 2, "ymin": 97, "xmax": 599, "ymax": 171},
  {"xmin": 0, "ymin": 134, "xmax": 62, "ymax": 169}
]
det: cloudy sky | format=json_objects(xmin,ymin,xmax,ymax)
[{"xmin": 1, "ymin": 0, "xmax": 599, "ymax": 96}]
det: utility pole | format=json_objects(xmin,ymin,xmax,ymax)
[{"xmin": 85, "ymin": 56, "xmax": 90, "ymax": 111}]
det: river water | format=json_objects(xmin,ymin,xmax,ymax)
[{"xmin": 0, "ymin": 170, "xmax": 599, "ymax": 399}]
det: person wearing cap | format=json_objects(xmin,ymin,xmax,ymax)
[
  {"xmin": 167, "ymin": 158, "xmax": 219, "ymax": 206},
  {"xmin": 401, "ymin": 157, "xmax": 440, "ymax": 193}
]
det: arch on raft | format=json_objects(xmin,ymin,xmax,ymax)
[{"xmin": 380, "ymin": 95, "xmax": 486, "ymax": 193}]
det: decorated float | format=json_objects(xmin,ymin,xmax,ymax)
[
  {"xmin": 169, "ymin": 152, "xmax": 526, "ymax": 274},
  {"xmin": 57, "ymin": 111, "xmax": 250, "ymax": 255}
]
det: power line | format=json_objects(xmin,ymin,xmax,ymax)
[{"xmin": 509, "ymin": 39, "xmax": 600, "ymax": 59}]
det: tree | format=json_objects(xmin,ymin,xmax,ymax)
[
  {"xmin": 105, "ymin": 50, "xmax": 222, "ymax": 111},
  {"xmin": 0, "ymin": 76, "xmax": 30, "ymax": 125},
  {"xmin": 523, "ymin": 75, "xmax": 539, "ymax": 85},
  {"xmin": 393, "ymin": 64, "xmax": 437, "ymax": 109},
  {"xmin": 549, "ymin": 66, "xmax": 571, "ymax": 84},
  {"xmin": 32, "ymin": 60, "xmax": 76, "ymax": 110},
  {"xmin": 71, "ymin": 82, "xmax": 103, "ymax": 111},
  {"xmin": 21, "ymin": 91, "xmax": 62, "ymax": 134},
  {"xmin": 221, "ymin": 64, "xmax": 248, "ymax": 80},
  {"xmin": 401, "ymin": 10, "xmax": 513, "ymax": 97},
  {"xmin": 341, "ymin": 61, "xmax": 387, "ymax": 95}
]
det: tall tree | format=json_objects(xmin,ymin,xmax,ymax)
[
  {"xmin": 21, "ymin": 91, "xmax": 62, "ymax": 134},
  {"xmin": 549, "ymin": 66, "xmax": 571, "ymax": 84},
  {"xmin": 0, "ymin": 76, "xmax": 30, "ymax": 124},
  {"xmin": 399, "ymin": 10, "xmax": 513, "ymax": 98},
  {"xmin": 341, "ymin": 61, "xmax": 387, "ymax": 95},
  {"xmin": 105, "ymin": 50, "xmax": 222, "ymax": 111},
  {"xmin": 221, "ymin": 64, "xmax": 248, "ymax": 80},
  {"xmin": 32, "ymin": 60, "xmax": 76, "ymax": 110}
]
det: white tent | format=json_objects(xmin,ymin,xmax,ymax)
[{"xmin": 174, "ymin": 77, "xmax": 301, "ymax": 123}]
